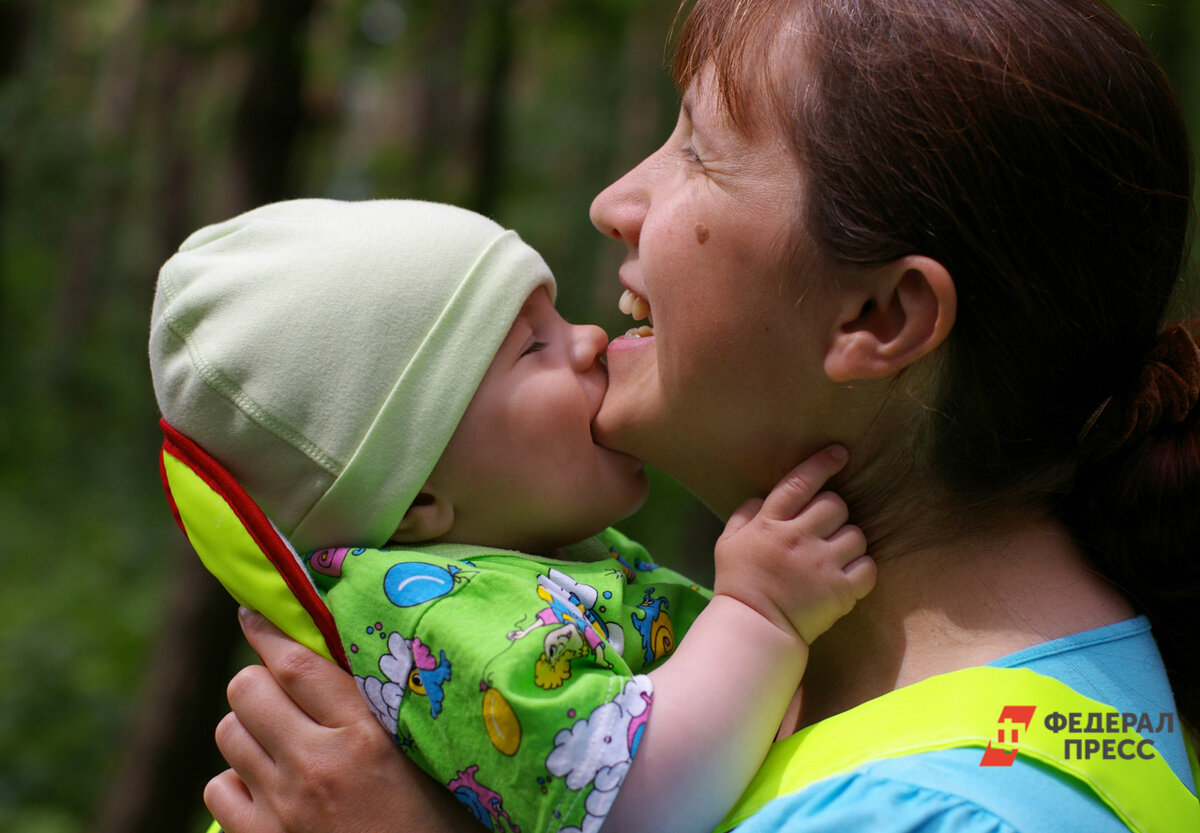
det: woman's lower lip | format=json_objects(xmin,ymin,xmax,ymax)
[{"xmin": 606, "ymin": 331, "xmax": 655, "ymax": 356}]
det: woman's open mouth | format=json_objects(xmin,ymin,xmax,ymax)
[{"xmin": 618, "ymin": 288, "xmax": 654, "ymax": 337}]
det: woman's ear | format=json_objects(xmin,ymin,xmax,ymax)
[
  {"xmin": 824, "ymin": 255, "xmax": 957, "ymax": 382},
  {"xmin": 390, "ymin": 485, "xmax": 455, "ymax": 544}
]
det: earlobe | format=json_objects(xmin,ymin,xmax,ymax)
[
  {"xmin": 390, "ymin": 485, "xmax": 456, "ymax": 544},
  {"xmin": 824, "ymin": 255, "xmax": 957, "ymax": 383}
]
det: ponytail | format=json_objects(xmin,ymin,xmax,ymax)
[{"xmin": 1064, "ymin": 324, "xmax": 1200, "ymax": 732}]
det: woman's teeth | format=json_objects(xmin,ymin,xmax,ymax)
[
  {"xmin": 618, "ymin": 288, "xmax": 651, "ymax": 321},
  {"xmin": 618, "ymin": 289, "xmax": 653, "ymax": 337}
]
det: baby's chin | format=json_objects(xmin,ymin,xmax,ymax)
[
  {"xmin": 614, "ymin": 474, "xmax": 651, "ymax": 522},
  {"xmin": 542, "ymin": 500, "xmax": 648, "ymax": 555},
  {"xmin": 596, "ymin": 446, "xmax": 652, "ymax": 511}
]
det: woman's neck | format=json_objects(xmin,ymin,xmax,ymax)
[{"xmin": 786, "ymin": 514, "xmax": 1136, "ymax": 733}]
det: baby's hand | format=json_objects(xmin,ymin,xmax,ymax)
[{"xmin": 714, "ymin": 446, "xmax": 875, "ymax": 645}]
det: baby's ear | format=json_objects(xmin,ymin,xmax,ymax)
[{"xmin": 390, "ymin": 485, "xmax": 455, "ymax": 544}]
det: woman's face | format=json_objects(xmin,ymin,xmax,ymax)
[{"xmin": 590, "ymin": 69, "xmax": 840, "ymax": 517}]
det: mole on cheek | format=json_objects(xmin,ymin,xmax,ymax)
[{"xmin": 694, "ymin": 222, "xmax": 709, "ymax": 244}]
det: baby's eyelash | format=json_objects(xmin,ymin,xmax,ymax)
[{"xmin": 521, "ymin": 340, "xmax": 548, "ymax": 357}]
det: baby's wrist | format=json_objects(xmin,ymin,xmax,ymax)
[{"xmin": 708, "ymin": 591, "xmax": 811, "ymax": 661}]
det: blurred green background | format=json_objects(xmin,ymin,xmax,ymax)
[{"xmin": 1, "ymin": 1, "xmax": 1196, "ymax": 831}]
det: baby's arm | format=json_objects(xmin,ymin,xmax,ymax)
[{"xmin": 601, "ymin": 446, "xmax": 875, "ymax": 833}]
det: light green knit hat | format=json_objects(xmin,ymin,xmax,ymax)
[{"xmin": 150, "ymin": 199, "xmax": 555, "ymax": 552}]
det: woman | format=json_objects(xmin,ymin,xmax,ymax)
[{"xmin": 206, "ymin": 0, "xmax": 1199, "ymax": 830}]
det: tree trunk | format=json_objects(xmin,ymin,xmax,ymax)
[
  {"xmin": 468, "ymin": 0, "xmax": 513, "ymax": 216},
  {"xmin": 0, "ymin": 0, "xmax": 34, "ymax": 364},
  {"xmin": 93, "ymin": 1, "xmax": 317, "ymax": 830},
  {"xmin": 48, "ymin": 0, "xmax": 147, "ymax": 386},
  {"xmin": 232, "ymin": 0, "xmax": 317, "ymax": 207},
  {"xmin": 92, "ymin": 548, "xmax": 242, "ymax": 833}
]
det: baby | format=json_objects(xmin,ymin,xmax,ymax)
[{"xmin": 149, "ymin": 199, "xmax": 874, "ymax": 833}]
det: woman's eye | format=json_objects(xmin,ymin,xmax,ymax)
[
  {"xmin": 521, "ymin": 340, "xmax": 548, "ymax": 357},
  {"xmin": 683, "ymin": 144, "xmax": 705, "ymax": 166}
]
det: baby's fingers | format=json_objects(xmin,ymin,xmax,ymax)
[
  {"xmin": 829, "ymin": 523, "xmax": 868, "ymax": 565},
  {"xmin": 828, "ymin": 523, "xmax": 874, "ymax": 599},
  {"xmin": 800, "ymin": 492, "xmax": 852, "ymax": 539},
  {"xmin": 761, "ymin": 445, "xmax": 850, "ymax": 521},
  {"xmin": 839, "ymin": 539, "xmax": 877, "ymax": 601},
  {"xmin": 721, "ymin": 496, "xmax": 764, "ymax": 539}
]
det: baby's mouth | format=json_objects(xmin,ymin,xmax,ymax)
[{"xmin": 618, "ymin": 289, "xmax": 654, "ymax": 337}]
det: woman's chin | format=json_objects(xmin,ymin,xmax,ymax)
[
  {"xmin": 597, "ymin": 339, "xmax": 663, "ymax": 453},
  {"xmin": 591, "ymin": 392, "xmax": 658, "ymax": 460}
]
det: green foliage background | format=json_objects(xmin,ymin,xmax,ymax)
[{"xmin": 0, "ymin": 1, "xmax": 1195, "ymax": 831}]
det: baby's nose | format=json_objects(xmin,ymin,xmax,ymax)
[{"xmin": 570, "ymin": 324, "xmax": 609, "ymax": 370}]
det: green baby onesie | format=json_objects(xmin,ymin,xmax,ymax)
[{"xmin": 304, "ymin": 527, "xmax": 711, "ymax": 833}]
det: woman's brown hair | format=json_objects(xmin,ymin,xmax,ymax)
[{"xmin": 673, "ymin": 0, "xmax": 1199, "ymax": 729}]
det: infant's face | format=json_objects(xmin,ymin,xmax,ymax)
[{"xmin": 426, "ymin": 288, "xmax": 648, "ymax": 554}]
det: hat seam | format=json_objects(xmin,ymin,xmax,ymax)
[{"xmin": 160, "ymin": 291, "xmax": 345, "ymax": 479}]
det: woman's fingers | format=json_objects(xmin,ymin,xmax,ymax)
[
  {"xmin": 760, "ymin": 445, "xmax": 849, "ymax": 521},
  {"xmin": 226, "ymin": 610, "xmax": 374, "ymax": 776},
  {"xmin": 214, "ymin": 709, "xmax": 273, "ymax": 788},
  {"xmin": 212, "ymin": 611, "xmax": 482, "ymax": 833},
  {"xmin": 224, "ymin": 659, "xmax": 317, "ymax": 762},
  {"xmin": 205, "ymin": 769, "xmax": 270, "ymax": 833},
  {"xmin": 238, "ymin": 607, "xmax": 363, "ymax": 729}
]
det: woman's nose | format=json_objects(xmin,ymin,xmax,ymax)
[
  {"xmin": 590, "ymin": 167, "xmax": 646, "ymax": 247},
  {"xmin": 570, "ymin": 324, "xmax": 610, "ymax": 371}
]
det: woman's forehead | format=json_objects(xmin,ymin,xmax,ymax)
[{"xmin": 672, "ymin": 0, "xmax": 808, "ymax": 136}]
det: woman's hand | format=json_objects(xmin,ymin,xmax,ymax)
[{"xmin": 205, "ymin": 608, "xmax": 477, "ymax": 833}]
